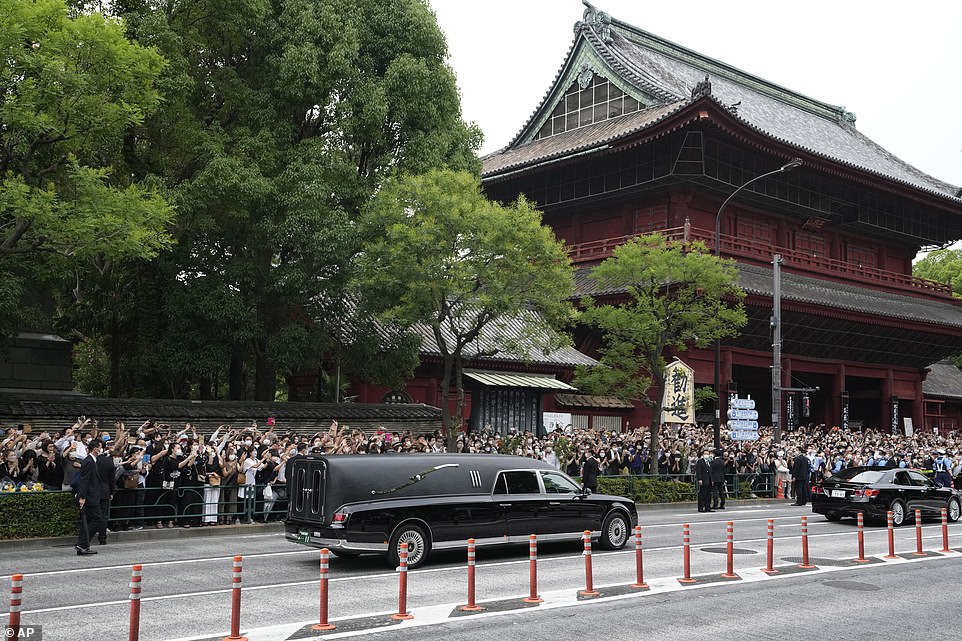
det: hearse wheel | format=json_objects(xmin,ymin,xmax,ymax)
[
  {"xmin": 599, "ymin": 512, "xmax": 630, "ymax": 550},
  {"xmin": 947, "ymin": 497, "xmax": 961, "ymax": 523},
  {"xmin": 388, "ymin": 523, "xmax": 431, "ymax": 569}
]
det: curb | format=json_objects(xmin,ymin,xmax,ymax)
[{"xmin": 0, "ymin": 521, "xmax": 286, "ymax": 553}]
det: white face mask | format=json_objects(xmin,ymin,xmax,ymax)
[
  {"xmin": 228, "ymin": 454, "xmax": 237, "ymax": 461},
  {"xmin": 263, "ymin": 439, "xmax": 271, "ymax": 446},
  {"xmin": 245, "ymin": 440, "xmax": 253, "ymax": 446},
  {"xmin": 173, "ymin": 449, "xmax": 182, "ymax": 457}
]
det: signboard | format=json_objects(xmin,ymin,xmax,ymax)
[
  {"xmin": 727, "ymin": 394, "xmax": 758, "ymax": 440},
  {"xmin": 841, "ymin": 393, "xmax": 849, "ymax": 431},
  {"xmin": 903, "ymin": 417, "xmax": 913, "ymax": 437},
  {"xmin": 786, "ymin": 394, "xmax": 797, "ymax": 432},
  {"xmin": 542, "ymin": 412, "xmax": 572, "ymax": 433},
  {"xmin": 890, "ymin": 397, "xmax": 899, "ymax": 435},
  {"xmin": 661, "ymin": 359, "xmax": 695, "ymax": 424}
]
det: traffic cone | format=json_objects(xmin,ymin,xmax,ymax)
[{"xmin": 776, "ymin": 478, "xmax": 784, "ymax": 499}]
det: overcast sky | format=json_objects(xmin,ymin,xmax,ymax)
[{"xmin": 430, "ymin": 0, "xmax": 962, "ymax": 188}]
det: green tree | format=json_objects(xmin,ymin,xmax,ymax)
[
  {"xmin": 63, "ymin": 0, "xmax": 481, "ymax": 399},
  {"xmin": 914, "ymin": 248, "xmax": 962, "ymax": 365},
  {"xmin": 0, "ymin": 0, "xmax": 173, "ymax": 342},
  {"xmin": 574, "ymin": 234, "xmax": 747, "ymax": 455},
  {"xmin": 358, "ymin": 169, "xmax": 575, "ymax": 441}
]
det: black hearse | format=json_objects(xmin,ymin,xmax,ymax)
[{"xmin": 285, "ymin": 454, "xmax": 638, "ymax": 568}]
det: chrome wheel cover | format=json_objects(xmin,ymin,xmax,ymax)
[
  {"xmin": 891, "ymin": 501, "xmax": 905, "ymax": 525},
  {"xmin": 397, "ymin": 529, "xmax": 426, "ymax": 565},
  {"xmin": 607, "ymin": 515, "xmax": 628, "ymax": 547},
  {"xmin": 949, "ymin": 499, "xmax": 960, "ymax": 522}
]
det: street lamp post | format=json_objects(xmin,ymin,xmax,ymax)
[{"xmin": 712, "ymin": 158, "xmax": 802, "ymax": 451}]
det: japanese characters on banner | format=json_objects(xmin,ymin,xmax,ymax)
[{"xmin": 661, "ymin": 358, "xmax": 694, "ymax": 424}]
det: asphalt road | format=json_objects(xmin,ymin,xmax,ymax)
[{"xmin": 2, "ymin": 501, "xmax": 959, "ymax": 641}]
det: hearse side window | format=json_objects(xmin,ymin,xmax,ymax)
[
  {"xmin": 494, "ymin": 471, "xmax": 541, "ymax": 494},
  {"xmin": 541, "ymin": 471, "xmax": 580, "ymax": 494},
  {"xmin": 894, "ymin": 471, "xmax": 913, "ymax": 486}
]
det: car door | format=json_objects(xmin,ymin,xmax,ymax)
[
  {"xmin": 907, "ymin": 470, "xmax": 944, "ymax": 513},
  {"xmin": 493, "ymin": 470, "xmax": 544, "ymax": 541},
  {"xmin": 892, "ymin": 470, "xmax": 920, "ymax": 514},
  {"xmin": 537, "ymin": 470, "xmax": 602, "ymax": 538}
]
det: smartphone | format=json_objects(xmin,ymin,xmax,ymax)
[{"xmin": 142, "ymin": 454, "xmax": 150, "ymax": 464}]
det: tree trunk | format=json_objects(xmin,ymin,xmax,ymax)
[
  {"xmin": 439, "ymin": 353, "xmax": 454, "ymax": 444},
  {"xmin": 199, "ymin": 377, "xmax": 212, "ymax": 400},
  {"xmin": 453, "ymin": 356, "xmax": 466, "ymax": 437},
  {"xmin": 253, "ymin": 338, "xmax": 276, "ymax": 401},
  {"xmin": 228, "ymin": 345, "xmax": 245, "ymax": 400},
  {"xmin": 109, "ymin": 314, "xmax": 121, "ymax": 397}
]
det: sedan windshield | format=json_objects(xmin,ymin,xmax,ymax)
[{"xmin": 832, "ymin": 468, "xmax": 887, "ymax": 484}]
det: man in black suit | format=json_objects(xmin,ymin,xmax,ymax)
[
  {"xmin": 792, "ymin": 448, "xmax": 811, "ymax": 506},
  {"xmin": 581, "ymin": 452, "xmax": 600, "ymax": 494},
  {"xmin": 710, "ymin": 449, "xmax": 727, "ymax": 509},
  {"xmin": 95, "ymin": 439, "xmax": 116, "ymax": 545},
  {"xmin": 74, "ymin": 439, "xmax": 104, "ymax": 555},
  {"xmin": 695, "ymin": 449, "xmax": 714, "ymax": 512}
]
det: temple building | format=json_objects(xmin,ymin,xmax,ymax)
[{"xmin": 481, "ymin": 2, "xmax": 962, "ymax": 434}]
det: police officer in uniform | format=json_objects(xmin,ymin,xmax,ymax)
[{"xmin": 934, "ymin": 449, "xmax": 953, "ymax": 489}]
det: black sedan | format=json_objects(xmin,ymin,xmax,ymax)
[{"xmin": 812, "ymin": 466, "xmax": 962, "ymax": 526}]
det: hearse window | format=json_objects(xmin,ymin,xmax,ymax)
[
  {"xmin": 495, "ymin": 471, "xmax": 541, "ymax": 494},
  {"xmin": 541, "ymin": 471, "xmax": 580, "ymax": 494}
]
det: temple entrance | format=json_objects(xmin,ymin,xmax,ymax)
[{"xmin": 845, "ymin": 376, "xmax": 882, "ymax": 429}]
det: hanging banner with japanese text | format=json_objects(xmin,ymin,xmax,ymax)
[{"xmin": 661, "ymin": 358, "xmax": 695, "ymax": 424}]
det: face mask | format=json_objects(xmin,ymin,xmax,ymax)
[
  {"xmin": 263, "ymin": 439, "xmax": 271, "ymax": 446},
  {"xmin": 245, "ymin": 440, "xmax": 253, "ymax": 446},
  {"xmin": 228, "ymin": 454, "xmax": 237, "ymax": 461},
  {"xmin": 173, "ymin": 449, "xmax": 182, "ymax": 457}
]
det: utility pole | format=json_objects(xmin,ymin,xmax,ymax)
[{"xmin": 772, "ymin": 254, "xmax": 782, "ymax": 444}]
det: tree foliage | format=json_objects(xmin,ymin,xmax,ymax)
[
  {"xmin": 0, "ymin": 0, "xmax": 173, "ymax": 344},
  {"xmin": 56, "ymin": 0, "xmax": 481, "ymax": 399},
  {"xmin": 358, "ymin": 169, "xmax": 575, "ymax": 440},
  {"xmin": 914, "ymin": 248, "xmax": 962, "ymax": 366},
  {"xmin": 574, "ymin": 234, "xmax": 747, "ymax": 453}
]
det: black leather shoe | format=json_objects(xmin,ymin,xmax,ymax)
[
  {"xmin": 98, "ymin": 539, "xmax": 107, "ymax": 545},
  {"xmin": 76, "ymin": 547, "xmax": 98, "ymax": 556}
]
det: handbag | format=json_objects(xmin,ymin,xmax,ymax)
[
  {"xmin": 122, "ymin": 475, "xmax": 139, "ymax": 489},
  {"xmin": 263, "ymin": 483, "xmax": 274, "ymax": 500},
  {"xmin": 207, "ymin": 473, "xmax": 221, "ymax": 486},
  {"xmin": 236, "ymin": 472, "xmax": 247, "ymax": 485}
]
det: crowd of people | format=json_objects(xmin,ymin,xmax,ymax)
[{"xmin": 2, "ymin": 417, "xmax": 961, "ymax": 551}]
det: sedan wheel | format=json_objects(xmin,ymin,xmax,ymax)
[
  {"xmin": 948, "ymin": 498, "xmax": 961, "ymax": 523},
  {"xmin": 388, "ymin": 524, "xmax": 430, "ymax": 569},
  {"xmin": 599, "ymin": 512, "xmax": 630, "ymax": 550},
  {"xmin": 889, "ymin": 499, "xmax": 906, "ymax": 526},
  {"xmin": 824, "ymin": 513, "xmax": 841, "ymax": 522}
]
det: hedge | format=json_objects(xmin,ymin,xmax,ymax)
[
  {"xmin": 596, "ymin": 476, "xmax": 695, "ymax": 504},
  {"xmin": 0, "ymin": 491, "xmax": 78, "ymax": 539}
]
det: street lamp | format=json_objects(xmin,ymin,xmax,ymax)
[{"xmin": 712, "ymin": 157, "xmax": 802, "ymax": 451}]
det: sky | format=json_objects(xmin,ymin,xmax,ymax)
[{"xmin": 429, "ymin": 0, "xmax": 962, "ymax": 188}]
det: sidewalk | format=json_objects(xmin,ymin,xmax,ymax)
[{"xmin": 0, "ymin": 521, "xmax": 286, "ymax": 553}]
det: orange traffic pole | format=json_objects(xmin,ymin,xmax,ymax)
[
  {"xmin": 762, "ymin": 519, "xmax": 778, "ymax": 574},
  {"xmin": 799, "ymin": 516, "xmax": 815, "ymax": 569},
  {"xmin": 631, "ymin": 525, "xmax": 649, "ymax": 589},
  {"xmin": 391, "ymin": 543, "xmax": 414, "ymax": 620},
  {"xmin": 884, "ymin": 511, "xmax": 897, "ymax": 559},
  {"xmin": 128, "ymin": 565, "xmax": 142, "ymax": 641},
  {"xmin": 579, "ymin": 531, "xmax": 600, "ymax": 596},
  {"xmin": 460, "ymin": 539, "xmax": 483, "ymax": 612},
  {"xmin": 913, "ymin": 509, "xmax": 925, "ymax": 556},
  {"xmin": 855, "ymin": 513, "xmax": 870, "ymax": 562},
  {"xmin": 7, "ymin": 574, "xmax": 22, "ymax": 640},
  {"xmin": 522, "ymin": 535, "xmax": 543, "ymax": 603},
  {"xmin": 679, "ymin": 523, "xmax": 696, "ymax": 583},
  {"xmin": 941, "ymin": 508, "xmax": 951, "ymax": 553},
  {"xmin": 312, "ymin": 549, "xmax": 336, "ymax": 630},
  {"xmin": 721, "ymin": 521, "xmax": 738, "ymax": 578},
  {"xmin": 222, "ymin": 556, "xmax": 247, "ymax": 641}
]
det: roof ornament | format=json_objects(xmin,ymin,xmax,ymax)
[
  {"xmin": 577, "ymin": 63, "xmax": 595, "ymax": 89},
  {"xmin": 728, "ymin": 100, "xmax": 742, "ymax": 114},
  {"xmin": 690, "ymin": 75, "xmax": 712, "ymax": 98},
  {"xmin": 582, "ymin": 1, "xmax": 613, "ymax": 44},
  {"xmin": 839, "ymin": 108, "xmax": 857, "ymax": 125}
]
